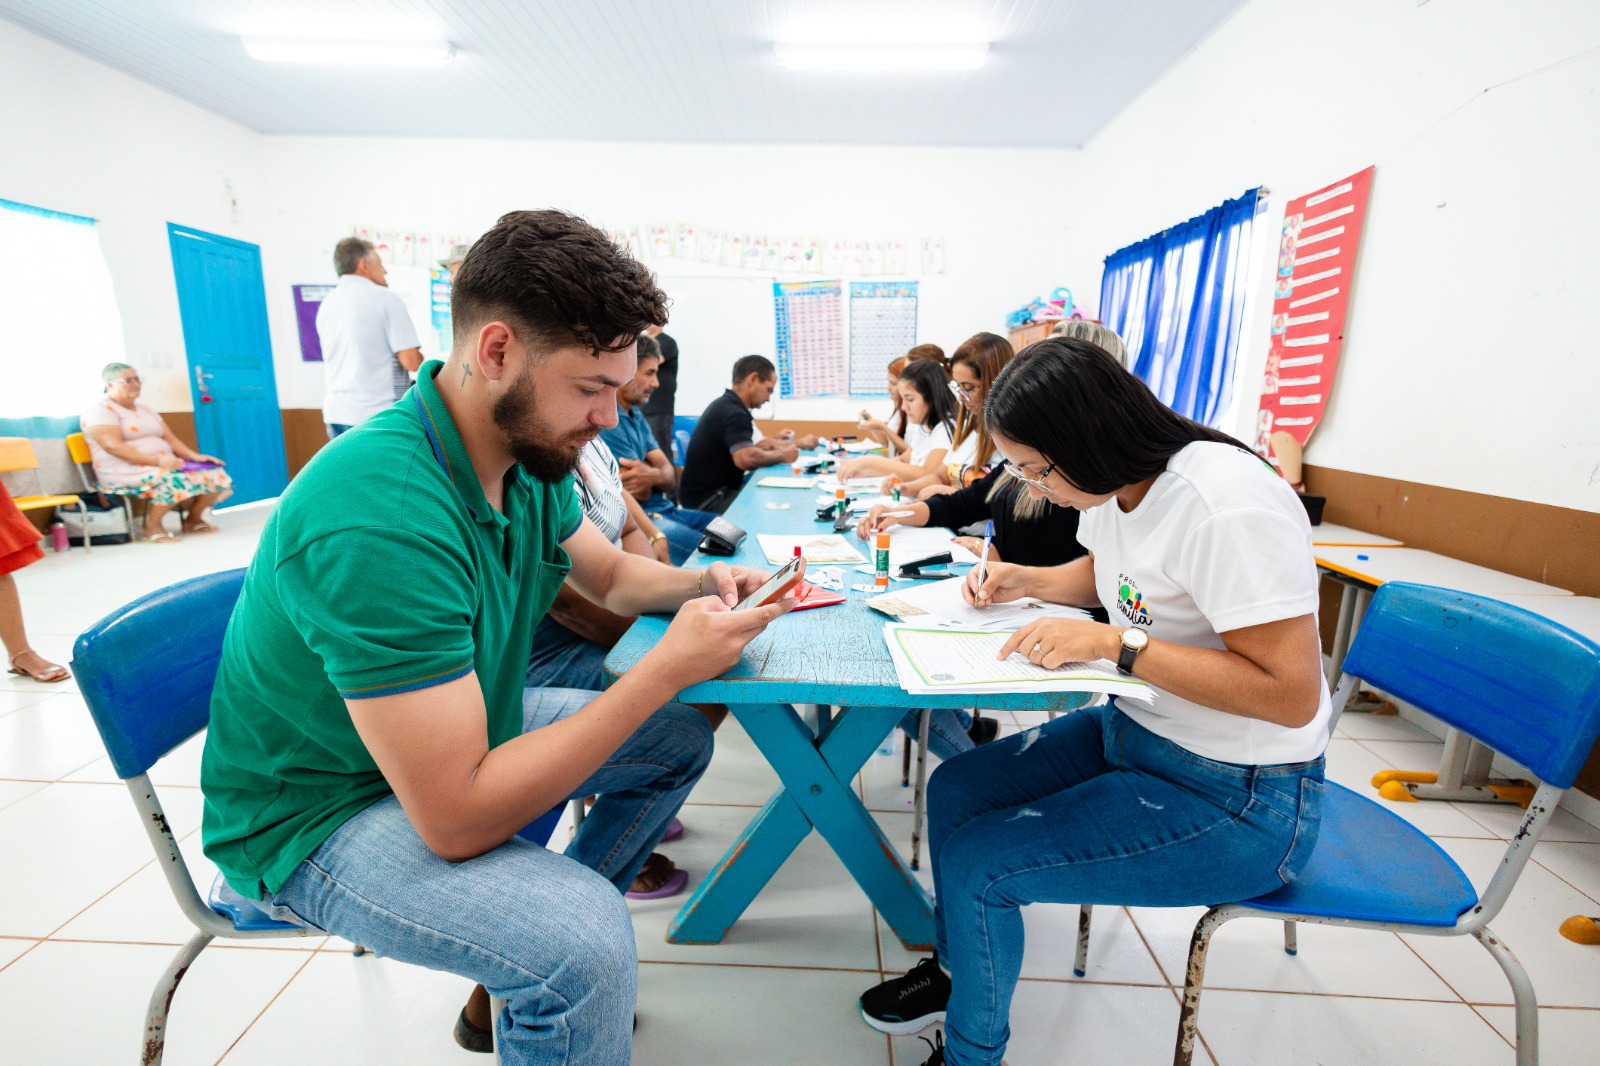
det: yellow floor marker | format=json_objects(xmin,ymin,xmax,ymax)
[
  {"xmin": 1378, "ymin": 780, "xmax": 1421, "ymax": 803},
  {"xmin": 1558, "ymin": 916, "xmax": 1600, "ymax": 945},
  {"xmin": 1372, "ymin": 769, "xmax": 1437, "ymax": 788}
]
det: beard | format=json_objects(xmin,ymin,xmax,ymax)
[{"xmin": 491, "ymin": 369, "xmax": 591, "ymax": 484}]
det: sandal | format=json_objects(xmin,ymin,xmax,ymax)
[
  {"xmin": 625, "ymin": 852, "xmax": 689, "ymax": 900},
  {"xmin": 144, "ymin": 531, "xmax": 181, "ymax": 544},
  {"xmin": 8, "ymin": 651, "xmax": 70, "ymax": 683},
  {"xmin": 182, "ymin": 522, "xmax": 221, "ymax": 534}
]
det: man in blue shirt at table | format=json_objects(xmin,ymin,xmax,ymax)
[{"xmin": 600, "ymin": 333, "xmax": 717, "ymax": 564}]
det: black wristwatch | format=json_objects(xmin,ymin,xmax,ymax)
[{"xmin": 1116, "ymin": 627, "xmax": 1150, "ymax": 675}]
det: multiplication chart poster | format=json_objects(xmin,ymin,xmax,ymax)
[
  {"xmin": 848, "ymin": 281, "xmax": 918, "ymax": 396},
  {"xmin": 773, "ymin": 280, "xmax": 846, "ymax": 398}
]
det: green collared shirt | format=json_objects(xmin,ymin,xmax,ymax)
[{"xmin": 200, "ymin": 361, "xmax": 582, "ymax": 898}]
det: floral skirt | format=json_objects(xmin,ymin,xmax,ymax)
[{"xmin": 107, "ymin": 467, "xmax": 234, "ymax": 507}]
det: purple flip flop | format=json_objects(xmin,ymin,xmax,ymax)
[
  {"xmin": 625, "ymin": 864, "xmax": 689, "ymax": 901},
  {"xmin": 661, "ymin": 817, "xmax": 685, "ymax": 843}
]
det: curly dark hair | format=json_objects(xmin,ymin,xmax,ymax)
[{"xmin": 451, "ymin": 209, "xmax": 668, "ymax": 355}]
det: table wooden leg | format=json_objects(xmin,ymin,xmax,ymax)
[{"xmin": 666, "ymin": 703, "xmax": 935, "ymax": 950}]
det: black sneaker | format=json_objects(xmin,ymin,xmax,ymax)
[
  {"xmin": 967, "ymin": 714, "xmax": 1000, "ymax": 746},
  {"xmin": 860, "ymin": 957, "xmax": 951, "ymax": 1034}
]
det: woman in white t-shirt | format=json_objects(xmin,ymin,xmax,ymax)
[
  {"xmin": 837, "ymin": 360, "xmax": 956, "ymax": 483},
  {"xmin": 858, "ymin": 337, "xmax": 1330, "ymax": 1066},
  {"xmin": 898, "ymin": 332, "xmax": 1014, "ymax": 501}
]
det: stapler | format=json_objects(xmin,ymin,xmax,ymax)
[{"xmin": 896, "ymin": 552, "xmax": 954, "ymax": 579}]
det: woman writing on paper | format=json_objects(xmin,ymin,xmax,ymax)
[
  {"xmin": 894, "ymin": 333, "xmax": 1012, "ymax": 500},
  {"xmin": 856, "ymin": 337, "xmax": 1330, "ymax": 1066},
  {"xmin": 837, "ymin": 360, "xmax": 955, "ymax": 484}
]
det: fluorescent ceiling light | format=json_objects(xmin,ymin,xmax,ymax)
[
  {"xmin": 242, "ymin": 37, "xmax": 454, "ymax": 66},
  {"xmin": 774, "ymin": 45, "xmax": 987, "ymax": 71}
]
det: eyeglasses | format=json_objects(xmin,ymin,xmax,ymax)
[
  {"xmin": 946, "ymin": 380, "xmax": 978, "ymax": 399},
  {"xmin": 1002, "ymin": 460, "xmax": 1056, "ymax": 489}
]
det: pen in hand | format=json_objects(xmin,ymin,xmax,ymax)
[{"xmin": 974, "ymin": 520, "xmax": 994, "ymax": 608}]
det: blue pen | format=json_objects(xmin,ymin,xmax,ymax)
[{"xmin": 975, "ymin": 519, "xmax": 995, "ymax": 605}]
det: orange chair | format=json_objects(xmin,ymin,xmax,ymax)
[
  {"xmin": 0, "ymin": 437, "xmax": 91, "ymax": 553},
  {"xmin": 67, "ymin": 431, "xmax": 137, "ymax": 541}
]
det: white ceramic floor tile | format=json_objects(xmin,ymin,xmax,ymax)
[
  {"xmin": 0, "ymin": 690, "xmax": 109, "ymax": 780},
  {"xmin": 1128, "ymin": 904, "xmax": 1458, "ymax": 1000},
  {"xmin": 1400, "ymin": 837, "xmax": 1600, "ymax": 1007},
  {"xmin": 55, "ymin": 829, "xmax": 325, "ymax": 951},
  {"xmin": 0, "ymin": 939, "xmax": 308, "ymax": 1066},
  {"xmin": 1454, "ymin": 798, "xmax": 1600, "ymax": 844},
  {"xmin": 0, "ymin": 777, "xmax": 47, "ymax": 811},
  {"xmin": 218, "ymin": 950, "xmax": 490, "ymax": 1066},
  {"xmin": 1336, "ymin": 708, "xmax": 1443, "ymax": 742},
  {"xmin": 0, "ymin": 686, "xmax": 56, "ymax": 715},
  {"xmin": 1323, "ymin": 738, "xmax": 1500, "ymax": 839},
  {"xmin": 685, "ymin": 713, "xmax": 780, "ymax": 808},
  {"xmin": 1530, "ymin": 841, "xmax": 1600, "ymax": 905},
  {"xmin": 887, "ymin": 982, "xmax": 1216, "ymax": 1066},
  {"xmin": 1197, "ymin": 988, "xmax": 1510, "ymax": 1065},
  {"xmin": 637, "ymin": 962, "xmax": 892, "ymax": 1066},
  {"xmin": 0, "ymin": 782, "xmax": 203, "ymax": 936},
  {"xmin": 0, "ymin": 936, "xmax": 38, "ymax": 969},
  {"xmin": 630, "ymin": 803, "xmax": 883, "ymax": 972},
  {"xmin": 1477, "ymin": 1004, "xmax": 1600, "ymax": 1063},
  {"xmin": 63, "ymin": 728, "xmax": 206, "ymax": 787}
]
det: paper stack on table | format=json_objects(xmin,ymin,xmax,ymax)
[
  {"xmin": 757, "ymin": 475, "xmax": 819, "ymax": 489},
  {"xmin": 883, "ymin": 526, "xmax": 980, "ymax": 567},
  {"xmin": 839, "ymin": 439, "xmax": 884, "ymax": 453},
  {"xmin": 814, "ymin": 476, "xmax": 885, "ymax": 494},
  {"xmin": 883, "ymin": 623, "xmax": 1154, "ymax": 700},
  {"xmin": 756, "ymin": 533, "xmax": 867, "ymax": 565},
  {"xmin": 816, "ymin": 494, "xmax": 894, "ymax": 514},
  {"xmin": 866, "ymin": 576, "xmax": 1091, "ymax": 629}
]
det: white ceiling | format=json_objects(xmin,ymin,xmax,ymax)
[{"xmin": 0, "ymin": 0, "xmax": 1246, "ymax": 147}]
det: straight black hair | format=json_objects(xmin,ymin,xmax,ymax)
[
  {"xmin": 898, "ymin": 358, "xmax": 958, "ymax": 434},
  {"xmin": 732, "ymin": 354, "xmax": 776, "ymax": 384},
  {"xmin": 985, "ymin": 337, "xmax": 1252, "ymax": 495}
]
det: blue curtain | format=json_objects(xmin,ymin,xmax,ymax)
[{"xmin": 1099, "ymin": 189, "xmax": 1261, "ymax": 426}]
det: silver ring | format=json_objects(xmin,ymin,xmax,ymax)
[{"xmin": 1031, "ymin": 642, "xmax": 1043, "ymax": 657}]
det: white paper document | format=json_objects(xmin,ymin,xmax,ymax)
[
  {"xmin": 813, "ymin": 476, "xmax": 886, "ymax": 494},
  {"xmin": 816, "ymin": 494, "xmax": 895, "ymax": 514},
  {"xmin": 866, "ymin": 576, "xmax": 1091, "ymax": 629},
  {"xmin": 756, "ymin": 533, "xmax": 867, "ymax": 566},
  {"xmin": 840, "ymin": 439, "xmax": 885, "ymax": 453},
  {"xmin": 882, "ymin": 526, "xmax": 980, "ymax": 567},
  {"xmin": 883, "ymin": 623, "xmax": 1154, "ymax": 701},
  {"xmin": 757, "ymin": 475, "xmax": 818, "ymax": 489}
]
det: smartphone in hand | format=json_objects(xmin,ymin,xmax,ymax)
[{"xmin": 734, "ymin": 556, "xmax": 806, "ymax": 612}]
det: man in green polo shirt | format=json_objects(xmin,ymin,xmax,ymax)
[{"xmin": 200, "ymin": 209, "xmax": 789, "ymax": 1066}]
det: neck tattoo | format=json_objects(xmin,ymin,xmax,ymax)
[{"xmin": 459, "ymin": 361, "xmax": 472, "ymax": 388}]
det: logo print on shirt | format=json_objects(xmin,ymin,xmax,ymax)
[{"xmin": 1116, "ymin": 574, "xmax": 1152, "ymax": 627}]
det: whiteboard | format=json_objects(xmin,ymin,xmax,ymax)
[{"xmin": 655, "ymin": 274, "xmax": 778, "ymax": 417}]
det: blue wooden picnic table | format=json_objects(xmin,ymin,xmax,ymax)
[{"xmin": 604, "ymin": 470, "xmax": 1092, "ymax": 949}]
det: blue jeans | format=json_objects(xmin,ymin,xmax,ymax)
[
  {"xmin": 325, "ymin": 423, "xmax": 353, "ymax": 439},
  {"xmin": 929, "ymin": 705, "xmax": 1325, "ymax": 1066},
  {"xmin": 266, "ymin": 687, "xmax": 713, "ymax": 1066},
  {"xmin": 526, "ymin": 615, "xmax": 610, "ymax": 691},
  {"xmin": 897, "ymin": 708, "xmax": 974, "ymax": 762},
  {"xmin": 647, "ymin": 504, "xmax": 715, "ymax": 565}
]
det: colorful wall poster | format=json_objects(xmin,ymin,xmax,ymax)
[
  {"xmin": 848, "ymin": 281, "xmax": 918, "ymax": 396},
  {"xmin": 292, "ymin": 284, "xmax": 335, "ymax": 362},
  {"xmin": 773, "ymin": 280, "xmax": 847, "ymax": 398},
  {"xmin": 430, "ymin": 268, "xmax": 453, "ymax": 353},
  {"xmin": 1254, "ymin": 166, "xmax": 1375, "ymax": 464}
]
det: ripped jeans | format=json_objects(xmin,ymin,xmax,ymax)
[{"xmin": 927, "ymin": 704, "xmax": 1325, "ymax": 1066}]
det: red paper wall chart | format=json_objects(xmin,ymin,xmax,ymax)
[{"xmin": 1255, "ymin": 166, "xmax": 1375, "ymax": 464}]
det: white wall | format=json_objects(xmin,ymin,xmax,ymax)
[
  {"xmin": 1066, "ymin": 0, "xmax": 1600, "ymax": 513},
  {"xmin": 258, "ymin": 137, "xmax": 1085, "ymax": 419},
  {"xmin": 0, "ymin": 21, "xmax": 271, "ymax": 414}
]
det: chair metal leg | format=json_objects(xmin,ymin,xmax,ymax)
[
  {"xmin": 1173, "ymin": 906, "xmax": 1234, "ymax": 1066},
  {"xmin": 901, "ymin": 728, "xmax": 913, "ymax": 787},
  {"xmin": 570, "ymin": 796, "xmax": 586, "ymax": 829},
  {"xmin": 1282, "ymin": 919, "xmax": 1298, "ymax": 956},
  {"xmin": 142, "ymin": 930, "xmax": 213, "ymax": 1066},
  {"xmin": 1473, "ymin": 926, "xmax": 1538, "ymax": 1066},
  {"xmin": 491, "ymin": 994, "xmax": 507, "ymax": 1065},
  {"xmin": 1075, "ymin": 904, "xmax": 1093, "ymax": 977},
  {"xmin": 910, "ymin": 709, "xmax": 932, "ymax": 870}
]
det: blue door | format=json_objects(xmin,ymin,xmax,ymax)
[{"xmin": 167, "ymin": 224, "xmax": 288, "ymax": 506}]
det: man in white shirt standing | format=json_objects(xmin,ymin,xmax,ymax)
[{"xmin": 316, "ymin": 237, "xmax": 425, "ymax": 439}]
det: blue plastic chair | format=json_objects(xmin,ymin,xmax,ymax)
[
  {"xmin": 72, "ymin": 568, "xmax": 566, "ymax": 1064},
  {"xmin": 671, "ymin": 414, "xmax": 699, "ymax": 468},
  {"xmin": 1072, "ymin": 583, "xmax": 1600, "ymax": 1066}
]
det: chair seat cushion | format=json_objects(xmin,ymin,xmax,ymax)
[
  {"xmin": 1242, "ymin": 781, "xmax": 1478, "ymax": 927},
  {"xmin": 208, "ymin": 872, "xmax": 315, "ymax": 933},
  {"xmin": 12, "ymin": 493, "xmax": 81, "ymax": 510}
]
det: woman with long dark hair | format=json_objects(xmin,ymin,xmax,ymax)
[
  {"xmin": 858, "ymin": 337, "xmax": 1331, "ymax": 1066},
  {"xmin": 860, "ymin": 344, "xmax": 947, "ymax": 451},
  {"xmin": 838, "ymin": 359, "xmax": 957, "ymax": 483},
  {"xmin": 897, "ymin": 332, "xmax": 1012, "ymax": 499}
]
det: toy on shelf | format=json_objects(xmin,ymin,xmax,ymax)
[{"xmin": 1005, "ymin": 286, "xmax": 1075, "ymax": 330}]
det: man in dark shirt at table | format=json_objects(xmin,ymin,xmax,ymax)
[
  {"xmin": 641, "ymin": 325, "xmax": 678, "ymax": 461},
  {"xmin": 679, "ymin": 355, "xmax": 818, "ymax": 513}
]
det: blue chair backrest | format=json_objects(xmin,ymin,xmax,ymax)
[
  {"xmin": 1343, "ymin": 582, "xmax": 1600, "ymax": 789},
  {"xmin": 71, "ymin": 568, "xmax": 247, "ymax": 779}
]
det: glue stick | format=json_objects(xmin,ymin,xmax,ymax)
[
  {"xmin": 890, "ymin": 476, "xmax": 901, "ymax": 504},
  {"xmin": 875, "ymin": 531, "xmax": 890, "ymax": 590},
  {"xmin": 835, "ymin": 486, "xmax": 847, "ymax": 521}
]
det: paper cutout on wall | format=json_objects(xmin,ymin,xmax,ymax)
[
  {"xmin": 801, "ymin": 238, "xmax": 822, "ymax": 273},
  {"xmin": 920, "ymin": 237, "xmax": 945, "ymax": 275},
  {"xmin": 698, "ymin": 228, "xmax": 723, "ymax": 264},
  {"xmin": 846, "ymin": 241, "xmax": 866, "ymax": 275},
  {"xmin": 673, "ymin": 223, "xmax": 697, "ymax": 259},
  {"xmin": 743, "ymin": 235, "xmax": 767, "ymax": 271},
  {"xmin": 353, "ymin": 224, "xmax": 374, "ymax": 242},
  {"xmin": 1255, "ymin": 166, "xmax": 1375, "ymax": 466},
  {"xmin": 779, "ymin": 237, "xmax": 804, "ymax": 273},
  {"xmin": 373, "ymin": 230, "xmax": 397, "ymax": 266},
  {"xmin": 414, "ymin": 233, "xmax": 432, "ymax": 272},
  {"xmin": 864, "ymin": 241, "xmax": 886, "ymax": 276},
  {"xmin": 822, "ymin": 240, "xmax": 846, "ymax": 274},
  {"xmin": 648, "ymin": 224, "xmax": 673, "ymax": 258},
  {"xmin": 763, "ymin": 236, "xmax": 782, "ymax": 272},
  {"xmin": 395, "ymin": 232, "xmax": 415, "ymax": 268},
  {"xmin": 886, "ymin": 240, "xmax": 909, "ymax": 276}
]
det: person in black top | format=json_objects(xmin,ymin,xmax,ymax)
[
  {"xmin": 679, "ymin": 355, "xmax": 816, "ymax": 512},
  {"xmin": 642, "ymin": 326, "xmax": 678, "ymax": 462}
]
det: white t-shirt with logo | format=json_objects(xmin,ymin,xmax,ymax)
[
  {"xmin": 903, "ymin": 421, "xmax": 953, "ymax": 466},
  {"xmin": 316, "ymin": 274, "xmax": 421, "ymax": 427},
  {"xmin": 1077, "ymin": 441, "xmax": 1331, "ymax": 766}
]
